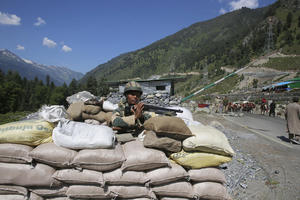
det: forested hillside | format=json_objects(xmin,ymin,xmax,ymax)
[
  {"xmin": 82, "ymin": 0, "xmax": 300, "ymax": 85},
  {"xmin": 0, "ymin": 70, "xmax": 109, "ymax": 115}
]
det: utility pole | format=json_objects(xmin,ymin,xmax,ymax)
[{"xmin": 266, "ymin": 17, "xmax": 274, "ymax": 54}]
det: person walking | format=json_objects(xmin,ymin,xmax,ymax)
[
  {"xmin": 285, "ymin": 97, "xmax": 300, "ymax": 144},
  {"xmin": 269, "ymin": 100, "xmax": 276, "ymax": 117},
  {"xmin": 222, "ymin": 96, "xmax": 229, "ymax": 113}
]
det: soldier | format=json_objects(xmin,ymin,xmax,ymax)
[{"xmin": 111, "ymin": 81, "xmax": 152, "ymax": 139}]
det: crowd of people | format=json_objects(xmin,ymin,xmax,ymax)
[{"xmin": 213, "ymin": 96, "xmax": 300, "ymax": 144}]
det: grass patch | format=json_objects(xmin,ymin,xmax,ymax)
[
  {"xmin": 179, "ymin": 74, "xmax": 240, "ymax": 102},
  {"xmin": 0, "ymin": 111, "xmax": 32, "ymax": 125},
  {"xmin": 260, "ymin": 56, "xmax": 300, "ymax": 71}
]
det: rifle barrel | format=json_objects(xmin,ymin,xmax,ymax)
[{"xmin": 143, "ymin": 104, "xmax": 183, "ymax": 113}]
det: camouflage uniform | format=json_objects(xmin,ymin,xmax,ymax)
[{"xmin": 111, "ymin": 81, "xmax": 152, "ymax": 134}]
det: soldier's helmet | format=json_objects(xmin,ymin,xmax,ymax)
[{"xmin": 124, "ymin": 81, "xmax": 143, "ymax": 95}]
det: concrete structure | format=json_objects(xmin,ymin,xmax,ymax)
[{"xmin": 107, "ymin": 77, "xmax": 185, "ymax": 95}]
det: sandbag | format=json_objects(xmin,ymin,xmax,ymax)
[
  {"xmin": 29, "ymin": 187, "xmax": 68, "ymax": 198},
  {"xmin": 102, "ymin": 101, "xmax": 118, "ymax": 112},
  {"xmin": 143, "ymin": 130, "xmax": 182, "ymax": 153},
  {"xmin": 72, "ymin": 144, "xmax": 125, "ymax": 172},
  {"xmin": 52, "ymin": 119, "xmax": 115, "ymax": 149},
  {"xmin": 0, "ymin": 143, "xmax": 33, "ymax": 163},
  {"xmin": 0, "ymin": 194, "xmax": 27, "ymax": 200},
  {"xmin": 188, "ymin": 168, "xmax": 226, "ymax": 184},
  {"xmin": 193, "ymin": 182, "xmax": 232, "ymax": 200},
  {"xmin": 29, "ymin": 192, "xmax": 44, "ymax": 200},
  {"xmin": 0, "ymin": 185, "xmax": 27, "ymax": 196},
  {"xmin": 84, "ymin": 119, "xmax": 101, "ymax": 125},
  {"xmin": 146, "ymin": 162, "xmax": 189, "ymax": 186},
  {"xmin": 170, "ymin": 150, "xmax": 232, "ymax": 169},
  {"xmin": 108, "ymin": 186, "xmax": 156, "ymax": 199},
  {"xmin": 160, "ymin": 198, "xmax": 190, "ymax": 200},
  {"xmin": 103, "ymin": 169, "xmax": 149, "ymax": 185},
  {"xmin": 144, "ymin": 116, "xmax": 192, "ymax": 140},
  {"xmin": 121, "ymin": 140, "xmax": 170, "ymax": 171},
  {"xmin": 66, "ymin": 102, "xmax": 84, "ymax": 121},
  {"xmin": 82, "ymin": 111, "xmax": 112, "ymax": 123},
  {"xmin": 29, "ymin": 143, "xmax": 77, "ymax": 168},
  {"xmin": 152, "ymin": 181, "xmax": 195, "ymax": 199},
  {"xmin": 52, "ymin": 169, "xmax": 104, "ymax": 186},
  {"xmin": 43, "ymin": 197, "xmax": 67, "ymax": 200},
  {"xmin": 116, "ymin": 133, "xmax": 136, "ymax": 144},
  {"xmin": 82, "ymin": 104, "xmax": 101, "ymax": 115},
  {"xmin": 38, "ymin": 105, "xmax": 69, "ymax": 123},
  {"xmin": 0, "ymin": 119, "xmax": 53, "ymax": 146},
  {"xmin": 183, "ymin": 124, "xmax": 234, "ymax": 156},
  {"xmin": 66, "ymin": 185, "xmax": 111, "ymax": 199},
  {"xmin": 169, "ymin": 106, "xmax": 194, "ymax": 126},
  {"xmin": 66, "ymin": 91, "xmax": 96, "ymax": 105},
  {"xmin": 0, "ymin": 163, "xmax": 61, "ymax": 187}
]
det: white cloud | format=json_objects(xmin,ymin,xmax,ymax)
[
  {"xmin": 62, "ymin": 45, "xmax": 72, "ymax": 52},
  {"xmin": 0, "ymin": 11, "xmax": 21, "ymax": 25},
  {"xmin": 219, "ymin": 8, "xmax": 227, "ymax": 14},
  {"xmin": 229, "ymin": 0, "xmax": 259, "ymax": 10},
  {"xmin": 34, "ymin": 17, "xmax": 46, "ymax": 26},
  {"xmin": 16, "ymin": 45, "xmax": 25, "ymax": 50},
  {"xmin": 43, "ymin": 37, "xmax": 57, "ymax": 48}
]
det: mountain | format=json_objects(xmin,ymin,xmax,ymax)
[
  {"xmin": 81, "ymin": 0, "xmax": 299, "ymax": 84},
  {"xmin": 0, "ymin": 49, "xmax": 84, "ymax": 86}
]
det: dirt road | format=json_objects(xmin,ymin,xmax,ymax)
[{"xmin": 193, "ymin": 112, "xmax": 300, "ymax": 200}]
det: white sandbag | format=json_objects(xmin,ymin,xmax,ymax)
[
  {"xmin": 0, "ymin": 143, "xmax": 33, "ymax": 163},
  {"xmin": 52, "ymin": 119, "xmax": 115, "ymax": 149},
  {"xmin": 169, "ymin": 106, "xmax": 193, "ymax": 122},
  {"xmin": 66, "ymin": 91, "xmax": 96, "ymax": 104},
  {"xmin": 183, "ymin": 124, "xmax": 234, "ymax": 156},
  {"xmin": 38, "ymin": 105, "xmax": 68, "ymax": 122},
  {"xmin": 102, "ymin": 101, "xmax": 118, "ymax": 112}
]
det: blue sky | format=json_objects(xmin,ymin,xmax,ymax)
[{"xmin": 0, "ymin": 0, "xmax": 277, "ymax": 74}]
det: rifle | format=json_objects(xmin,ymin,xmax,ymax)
[{"xmin": 143, "ymin": 104, "xmax": 183, "ymax": 116}]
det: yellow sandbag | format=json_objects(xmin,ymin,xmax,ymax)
[
  {"xmin": 183, "ymin": 124, "xmax": 234, "ymax": 156},
  {"xmin": 170, "ymin": 150, "xmax": 232, "ymax": 169},
  {"xmin": 0, "ymin": 119, "xmax": 54, "ymax": 146}
]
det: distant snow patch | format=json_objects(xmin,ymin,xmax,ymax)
[{"xmin": 23, "ymin": 58, "xmax": 33, "ymax": 64}]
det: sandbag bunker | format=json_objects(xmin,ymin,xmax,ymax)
[{"xmin": 0, "ymin": 93, "xmax": 234, "ymax": 200}]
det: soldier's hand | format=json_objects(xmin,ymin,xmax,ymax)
[{"xmin": 132, "ymin": 102, "xmax": 144, "ymax": 119}]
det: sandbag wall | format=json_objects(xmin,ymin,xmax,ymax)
[{"xmin": 0, "ymin": 114, "xmax": 234, "ymax": 200}]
